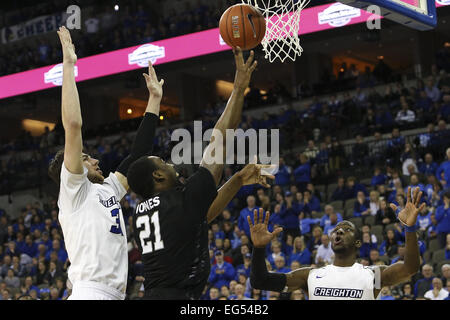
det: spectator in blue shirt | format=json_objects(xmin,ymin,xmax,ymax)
[
  {"xmin": 293, "ymin": 153, "xmax": 310, "ymax": 191},
  {"xmin": 280, "ymin": 192, "xmax": 301, "ymax": 238},
  {"xmin": 359, "ymin": 232, "xmax": 378, "ymax": 259},
  {"xmin": 45, "ymin": 239, "xmax": 68, "ymax": 263},
  {"xmin": 419, "ymin": 153, "xmax": 438, "ymax": 177},
  {"xmin": 435, "ymin": 191, "xmax": 450, "ymax": 248},
  {"xmin": 288, "ymin": 236, "xmax": 311, "ymax": 266},
  {"xmin": 371, "ymin": 167, "xmax": 387, "ymax": 187},
  {"xmin": 209, "ymin": 250, "xmax": 236, "ymax": 289},
  {"xmin": 267, "ymin": 240, "xmax": 286, "ymax": 269},
  {"xmin": 21, "ymin": 235, "xmax": 38, "ymax": 258},
  {"xmin": 436, "ymin": 148, "xmax": 450, "ymax": 187},
  {"xmin": 353, "ymin": 191, "xmax": 370, "ymax": 218},
  {"xmin": 302, "ymin": 189, "xmax": 320, "ymax": 213},
  {"xmin": 320, "ymin": 205, "xmax": 343, "ymax": 229},
  {"xmin": 390, "ymin": 244, "xmax": 406, "ymax": 264},
  {"xmin": 274, "ymin": 255, "xmax": 290, "ymax": 273},
  {"xmin": 345, "ymin": 176, "xmax": 368, "ymax": 199},
  {"xmin": 237, "ymin": 195, "xmax": 259, "ymax": 238},
  {"xmin": 324, "ymin": 212, "xmax": 339, "ymax": 236},
  {"xmin": 274, "ymin": 157, "xmax": 291, "ymax": 187},
  {"xmin": 414, "ymin": 264, "xmax": 434, "ymax": 298},
  {"xmin": 235, "ymin": 253, "xmax": 252, "ymax": 279},
  {"xmin": 417, "ymin": 204, "xmax": 433, "ymax": 233}
]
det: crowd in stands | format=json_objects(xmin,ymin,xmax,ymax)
[
  {"xmin": 1, "ymin": 69, "xmax": 450, "ymax": 299},
  {"xmin": 0, "ymin": 0, "xmax": 246, "ymax": 76}
]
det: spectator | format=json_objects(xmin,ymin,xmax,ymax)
[
  {"xmin": 302, "ymin": 189, "xmax": 321, "ymax": 214},
  {"xmin": 414, "ymin": 264, "xmax": 434, "ymax": 298},
  {"xmin": 390, "ymin": 244, "xmax": 406, "ymax": 264},
  {"xmin": 395, "ymin": 101, "xmax": 416, "ymax": 125},
  {"xmin": 274, "ymin": 256, "xmax": 290, "ymax": 273},
  {"xmin": 435, "ymin": 191, "xmax": 450, "ymax": 248},
  {"xmin": 306, "ymin": 226, "xmax": 323, "ymax": 254},
  {"xmin": 320, "ymin": 205, "xmax": 343, "ymax": 230},
  {"xmin": 369, "ymin": 249, "xmax": 381, "ymax": 265},
  {"xmin": 288, "ymin": 236, "xmax": 311, "ymax": 265},
  {"xmin": 379, "ymin": 229, "xmax": 401, "ymax": 258},
  {"xmin": 436, "ymin": 148, "xmax": 450, "ymax": 187},
  {"xmin": 274, "ymin": 157, "xmax": 291, "ymax": 187},
  {"xmin": 424, "ymin": 277, "xmax": 449, "ymax": 300},
  {"xmin": 4, "ymin": 269, "xmax": 20, "ymax": 288},
  {"xmin": 353, "ymin": 191, "xmax": 370, "ymax": 218},
  {"xmin": 237, "ymin": 195, "xmax": 259, "ymax": 238},
  {"xmin": 293, "ymin": 153, "xmax": 311, "ymax": 191},
  {"xmin": 331, "ymin": 177, "xmax": 347, "ymax": 202},
  {"xmin": 359, "ymin": 232, "xmax": 378, "ymax": 259},
  {"xmin": 419, "ymin": 153, "xmax": 438, "ymax": 177},
  {"xmin": 209, "ymin": 250, "xmax": 236, "ymax": 290},
  {"xmin": 208, "ymin": 287, "xmax": 220, "ymax": 301},
  {"xmin": 371, "ymin": 167, "xmax": 387, "ymax": 187},
  {"xmin": 235, "ymin": 253, "xmax": 252, "ymax": 279},
  {"xmin": 424, "ymin": 77, "xmax": 441, "ymax": 102},
  {"xmin": 266, "ymin": 240, "xmax": 286, "ymax": 269},
  {"xmin": 324, "ymin": 212, "xmax": 339, "ymax": 236},
  {"xmin": 315, "ymin": 234, "xmax": 333, "ymax": 265}
]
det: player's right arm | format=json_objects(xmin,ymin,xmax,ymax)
[
  {"xmin": 58, "ymin": 26, "xmax": 83, "ymax": 174},
  {"xmin": 200, "ymin": 48, "xmax": 257, "ymax": 186},
  {"xmin": 248, "ymin": 208, "xmax": 311, "ymax": 292}
]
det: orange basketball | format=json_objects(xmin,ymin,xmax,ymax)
[{"xmin": 219, "ymin": 4, "xmax": 266, "ymax": 51}]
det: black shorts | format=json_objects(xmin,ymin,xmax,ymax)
[{"xmin": 144, "ymin": 288, "xmax": 196, "ymax": 300}]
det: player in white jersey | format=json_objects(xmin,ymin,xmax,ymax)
[
  {"xmin": 47, "ymin": 27, "xmax": 164, "ymax": 300},
  {"xmin": 248, "ymin": 186, "xmax": 425, "ymax": 300}
]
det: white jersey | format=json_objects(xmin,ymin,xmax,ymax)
[
  {"xmin": 308, "ymin": 263, "xmax": 378, "ymax": 300},
  {"xmin": 58, "ymin": 163, "xmax": 128, "ymax": 299}
]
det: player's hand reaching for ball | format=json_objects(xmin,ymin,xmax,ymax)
[
  {"xmin": 247, "ymin": 208, "xmax": 283, "ymax": 248},
  {"xmin": 57, "ymin": 26, "xmax": 77, "ymax": 64},
  {"xmin": 143, "ymin": 60, "xmax": 164, "ymax": 100},
  {"xmin": 390, "ymin": 186, "xmax": 425, "ymax": 227},
  {"xmin": 233, "ymin": 47, "xmax": 257, "ymax": 91}
]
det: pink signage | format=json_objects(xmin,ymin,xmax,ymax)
[{"xmin": 0, "ymin": 1, "xmax": 448, "ymax": 100}]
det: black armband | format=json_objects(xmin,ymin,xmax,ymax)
[
  {"xmin": 116, "ymin": 113, "xmax": 158, "ymax": 176},
  {"xmin": 250, "ymin": 247, "xmax": 287, "ymax": 292}
]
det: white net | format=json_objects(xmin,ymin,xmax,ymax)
[{"xmin": 241, "ymin": 0, "xmax": 310, "ymax": 63}]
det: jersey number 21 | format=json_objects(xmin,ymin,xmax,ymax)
[{"xmin": 136, "ymin": 211, "xmax": 164, "ymax": 254}]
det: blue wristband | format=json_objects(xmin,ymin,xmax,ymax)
[{"xmin": 405, "ymin": 225, "xmax": 417, "ymax": 233}]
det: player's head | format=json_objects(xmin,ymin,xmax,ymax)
[
  {"xmin": 329, "ymin": 220, "xmax": 362, "ymax": 256},
  {"xmin": 48, "ymin": 149, "xmax": 104, "ymax": 186},
  {"xmin": 127, "ymin": 155, "xmax": 179, "ymax": 199}
]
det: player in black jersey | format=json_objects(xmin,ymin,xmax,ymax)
[{"xmin": 127, "ymin": 48, "xmax": 272, "ymax": 300}]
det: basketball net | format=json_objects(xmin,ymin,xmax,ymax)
[{"xmin": 241, "ymin": 0, "xmax": 310, "ymax": 63}]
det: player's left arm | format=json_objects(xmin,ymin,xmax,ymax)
[
  {"xmin": 200, "ymin": 48, "xmax": 257, "ymax": 186},
  {"xmin": 380, "ymin": 187, "xmax": 425, "ymax": 287},
  {"xmin": 114, "ymin": 61, "xmax": 164, "ymax": 191},
  {"xmin": 207, "ymin": 159, "xmax": 275, "ymax": 224}
]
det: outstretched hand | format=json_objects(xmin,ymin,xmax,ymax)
[
  {"xmin": 143, "ymin": 60, "xmax": 164, "ymax": 99},
  {"xmin": 247, "ymin": 208, "xmax": 283, "ymax": 248},
  {"xmin": 390, "ymin": 186, "xmax": 425, "ymax": 227},
  {"xmin": 238, "ymin": 156, "xmax": 276, "ymax": 188},
  {"xmin": 233, "ymin": 47, "xmax": 258, "ymax": 91},
  {"xmin": 57, "ymin": 26, "xmax": 77, "ymax": 64}
]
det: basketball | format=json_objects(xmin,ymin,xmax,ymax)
[{"xmin": 219, "ymin": 4, "xmax": 266, "ymax": 51}]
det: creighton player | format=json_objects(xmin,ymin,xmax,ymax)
[
  {"xmin": 249, "ymin": 187, "xmax": 425, "ymax": 300},
  {"xmin": 47, "ymin": 27, "xmax": 164, "ymax": 300}
]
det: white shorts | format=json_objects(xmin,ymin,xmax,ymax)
[{"xmin": 68, "ymin": 281, "xmax": 125, "ymax": 300}]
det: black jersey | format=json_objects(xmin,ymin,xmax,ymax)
[{"xmin": 133, "ymin": 167, "xmax": 217, "ymax": 298}]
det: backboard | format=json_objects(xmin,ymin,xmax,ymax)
[{"xmin": 338, "ymin": 0, "xmax": 437, "ymax": 30}]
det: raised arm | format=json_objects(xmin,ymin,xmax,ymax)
[
  {"xmin": 206, "ymin": 161, "xmax": 275, "ymax": 224},
  {"xmin": 114, "ymin": 61, "xmax": 164, "ymax": 191},
  {"xmin": 200, "ymin": 48, "xmax": 257, "ymax": 186},
  {"xmin": 248, "ymin": 208, "xmax": 311, "ymax": 293},
  {"xmin": 380, "ymin": 187, "xmax": 424, "ymax": 287},
  {"xmin": 58, "ymin": 27, "xmax": 83, "ymax": 174}
]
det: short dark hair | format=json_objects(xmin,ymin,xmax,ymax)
[
  {"xmin": 127, "ymin": 156, "xmax": 159, "ymax": 199},
  {"xmin": 48, "ymin": 149, "xmax": 65, "ymax": 185}
]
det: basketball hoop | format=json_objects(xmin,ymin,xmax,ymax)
[{"xmin": 241, "ymin": 0, "xmax": 310, "ymax": 63}]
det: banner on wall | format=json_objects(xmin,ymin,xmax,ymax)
[{"xmin": 0, "ymin": 12, "xmax": 67, "ymax": 44}]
